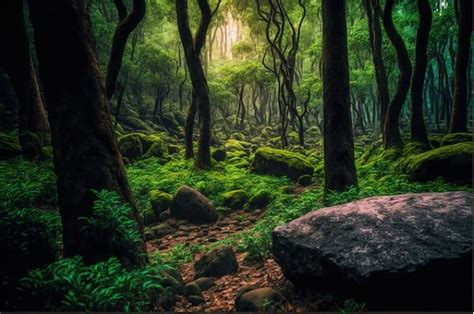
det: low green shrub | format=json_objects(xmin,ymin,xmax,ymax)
[{"xmin": 19, "ymin": 256, "xmax": 173, "ymax": 311}]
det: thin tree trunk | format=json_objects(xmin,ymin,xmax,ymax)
[
  {"xmin": 382, "ymin": 0, "xmax": 413, "ymax": 149},
  {"xmin": 28, "ymin": 0, "xmax": 146, "ymax": 266},
  {"xmin": 176, "ymin": 0, "xmax": 214, "ymax": 168},
  {"xmin": 106, "ymin": 0, "xmax": 145, "ymax": 99},
  {"xmin": 365, "ymin": 0, "xmax": 390, "ymax": 135},
  {"xmin": 449, "ymin": 0, "xmax": 472, "ymax": 133},
  {"xmin": 322, "ymin": 0, "xmax": 357, "ymax": 192},
  {"xmin": 410, "ymin": 0, "xmax": 431, "ymax": 146},
  {"xmin": 0, "ymin": 0, "xmax": 50, "ymax": 159}
]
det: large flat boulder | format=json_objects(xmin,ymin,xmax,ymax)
[
  {"xmin": 272, "ymin": 192, "xmax": 472, "ymax": 310},
  {"xmin": 170, "ymin": 186, "xmax": 218, "ymax": 224}
]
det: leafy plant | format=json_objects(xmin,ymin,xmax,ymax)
[
  {"xmin": 19, "ymin": 256, "xmax": 173, "ymax": 311},
  {"xmin": 79, "ymin": 190, "xmax": 144, "ymax": 262}
]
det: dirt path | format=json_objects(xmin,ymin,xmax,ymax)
[{"xmin": 146, "ymin": 204, "xmax": 338, "ymax": 312}]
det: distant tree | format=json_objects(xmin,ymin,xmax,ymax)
[
  {"xmin": 322, "ymin": 0, "xmax": 357, "ymax": 192},
  {"xmin": 382, "ymin": 0, "xmax": 412, "ymax": 149},
  {"xmin": 176, "ymin": 0, "xmax": 221, "ymax": 168},
  {"xmin": 106, "ymin": 0, "xmax": 146, "ymax": 99},
  {"xmin": 410, "ymin": 0, "xmax": 431, "ymax": 146},
  {"xmin": 449, "ymin": 0, "xmax": 472, "ymax": 133},
  {"xmin": 28, "ymin": 0, "xmax": 146, "ymax": 266},
  {"xmin": 363, "ymin": 0, "xmax": 390, "ymax": 135},
  {"xmin": 0, "ymin": 0, "xmax": 50, "ymax": 158}
]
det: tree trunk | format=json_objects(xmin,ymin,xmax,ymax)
[
  {"xmin": 410, "ymin": 0, "xmax": 431, "ymax": 146},
  {"xmin": 322, "ymin": 0, "xmax": 358, "ymax": 192},
  {"xmin": 176, "ymin": 0, "xmax": 212, "ymax": 169},
  {"xmin": 364, "ymin": 0, "xmax": 390, "ymax": 135},
  {"xmin": 185, "ymin": 91, "xmax": 197, "ymax": 159},
  {"xmin": 449, "ymin": 0, "xmax": 472, "ymax": 133},
  {"xmin": 0, "ymin": 0, "xmax": 50, "ymax": 158},
  {"xmin": 106, "ymin": 0, "xmax": 145, "ymax": 99},
  {"xmin": 382, "ymin": 0, "xmax": 413, "ymax": 149},
  {"xmin": 28, "ymin": 0, "xmax": 146, "ymax": 266}
]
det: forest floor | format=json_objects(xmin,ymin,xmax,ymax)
[
  {"xmin": 146, "ymin": 202, "xmax": 336, "ymax": 312},
  {"xmin": 1, "ymin": 130, "xmax": 472, "ymax": 311}
]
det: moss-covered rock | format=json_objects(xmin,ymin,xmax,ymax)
[
  {"xmin": 224, "ymin": 139, "xmax": 252, "ymax": 152},
  {"xmin": 441, "ymin": 133, "xmax": 472, "ymax": 147},
  {"xmin": 143, "ymin": 207, "xmax": 159, "ymax": 226},
  {"xmin": 0, "ymin": 132, "xmax": 22, "ymax": 159},
  {"xmin": 248, "ymin": 190, "xmax": 273, "ymax": 210},
  {"xmin": 297, "ymin": 174, "xmax": 312, "ymax": 187},
  {"xmin": 223, "ymin": 190, "xmax": 249, "ymax": 210},
  {"xmin": 251, "ymin": 147, "xmax": 314, "ymax": 180},
  {"xmin": 399, "ymin": 143, "xmax": 473, "ymax": 183},
  {"xmin": 403, "ymin": 141, "xmax": 430, "ymax": 157},
  {"xmin": 118, "ymin": 133, "xmax": 167, "ymax": 161},
  {"xmin": 118, "ymin": 133, "xmax": 144, "ymax": 160},
  {"xmin": 429, "ymin": 135, "xmax": 444, "ymax": 148},
  {"xmin": 143, "ymin": 141, "xmax": 166, "ymax": 159},
  {"xmin": 149, "ymin": 190, "xmax": 173, "ymax": 217},
  {"xmin": 168, "ymin": 144, "xmax": 180, "ymax": 155}
]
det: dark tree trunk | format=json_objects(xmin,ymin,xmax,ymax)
[
  {"xmin": 382, "ymin": 0, "xmax": 413, "ymax": 149},
  {"xmin": 185, "ymin": 91, "xmax": 197, "ymax": 159},
  {"xmin": 0, "ymin": 0, "xmax": 50, "ymax": 158},
  {"xmin": 449, "ymin": 0, "xmax": 472, "ymax": 133},
  {"xmin": 106, "ymin": 0, "xmax": 145, "ymax": 99},
  {"xmin": 410, "ymin": 0, "xmax": 431, "ymax": 146},
  {"xmin": 322, "ymin": 0, "xmax": 358, "ymax": 192},
  {"xmin": 28, "ymin": 0, "xmax": 146, "ymax": 266},
  {"xmin": 364, "ymin": 0, "xmax": 390, "ymax": 135},
  {"xmin": 176, "ymin": 0, "xmax": 213, "ymax": 168}
]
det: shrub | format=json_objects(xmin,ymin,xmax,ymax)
[
  {"xmin": 79, "ymin": 190, "xmax": 144, "ymax": 264},
  {"xmin": 19, "ymin": 256, "xmax": 173, "ymax": 311}
]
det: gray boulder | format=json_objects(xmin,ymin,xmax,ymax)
[
  {"xmin": 194, "ymin": 246, "xmax": 238, "ymax": 279},
  {"xmin": 272, "ymin": 192, "xmax": 472, "ymax": 311},
  {"xmin": 170, "ymin": 186, "xmax": 218, "ymax": 224}
]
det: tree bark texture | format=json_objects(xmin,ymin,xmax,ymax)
[
  {"xmin": 28, "ymin": 0, "xmax": 146, "ymax": 266},
  {"xmin": 0, "ymin": 0, "xmax": 50, "ymax": 158},
  {"xmin": 410, "ymin": 0, "xmax": 431, "ymax": 145},
  {"xmin": 322, "ymin": 0, "xmax": 358, "ymax": 192}
]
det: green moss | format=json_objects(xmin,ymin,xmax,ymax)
[
  {"xmin": 224, "ymin": 139, "xmax": 252, "ymax": 152},
  {"xmin": 223, "ymin": 190, "xmax": 249, "ymax": 210},
  {"xmin": 118, "ymin": 133, "xmax": 168, "ymax": 161},
  {"xmin": 399, "ymin": 143, "xmax": 473, "ymax": 183},
  {"xmin": 149, "ymin": 190, "xmax": 172, "ymax": 217},
  {"xmin": 441, "ymin": 133, "xmax": 472, "ymax": 146},
  {"xmin": 143, "ymin": 141, "xmax": 166, "ymax": 159},
  {"xmin": 248, "ymin": 190, "xmax": 274, "ymax": 210},
  {"xmin": 429, "ymin": 135, "xmax": 444, "ymax": 148},
  {"xmin": 250, "ymin": 147, "xmax": 313, "ymax": 180},
  {"xmin": 118, "ymin": 133, "xmax": 144, "ymax": 160},
  {"xmin": 403, "ymin": 141, "xmax": 430, "ymax": 157}
]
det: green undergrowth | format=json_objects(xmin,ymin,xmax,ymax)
[
  {"xmin": 126, "ymin": 157, "xmax": 290, "ymax": 215},
  {"xmin": 0, "ymin": 157, "xmax": 57, "ymax": 209}
]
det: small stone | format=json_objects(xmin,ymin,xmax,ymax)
[
  {"xmin": 184, "ymin": 282, "xmax": 202, "ymax": 297},
  {"xmin": 235, "ymin": 287, "xmax": 283, "ymax": 311},
  {"xmin": 187, "ymin": 295, "xmax": 204, "ymax": 305},
  {"xmin": 194, "ymin": 246, "xmax": 239, "ymax": 279},
  {"xmin": 193, "ymin": 277, "xmax": 215, "ymax": 291}
]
